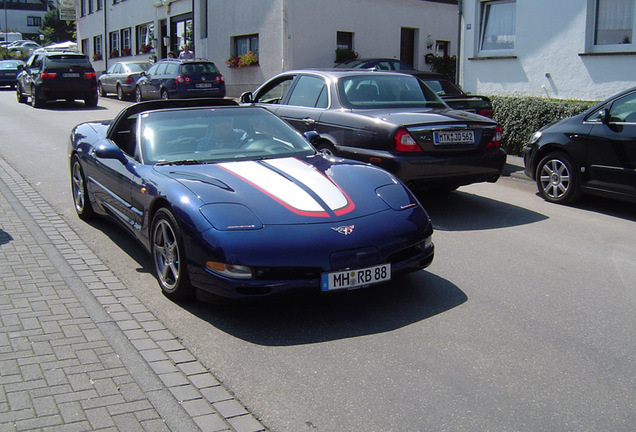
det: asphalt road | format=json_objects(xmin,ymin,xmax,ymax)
[{"xmin": 1, "ymin": 89, "xmax": 634, "ymax": 432}]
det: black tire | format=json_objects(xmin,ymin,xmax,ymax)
[
  {"xmin": 70, "ymin": 155, "xmax": 95, "ymax": 220},
  {"xmin": 116, "ymin": 84, "xmax": 125, "ymax": 101},
  {"xmin": 536, "ymin": 152, "xmax": 581, "ymax": 205},
  {"xmin": 31, "ymin": 86, "xmax": 43, "ymax": 108},
  {"xmin": 160, "ymin": 89, "xmax": 169, "ymax": 100},
  {"xmin": 151, "ymin": 208, "xmax": 193, "ymax": 300},
  {"xmin": 135, "ymin": 86, "xmax": 143, "ymax": 102},
  {"xmin": 16, "ymin": 84, "xmax": 27, "ymax": 103},
  {"xmin": 316, "ymin": 141, "xmax": 338, "ymax": 157},
  {"xmin": 85, "ymin": 95, "xmax": 98, "ymax": 107},
  {"xmin": 98, "ymin": 82, "xmax": 106, "ymax": 97}
]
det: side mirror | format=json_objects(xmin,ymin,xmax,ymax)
[
  {"xmin": 94, "ymin": 141, "xmax": 128, "ymax": 164},
  {"xmin": 240, "ymin": 91, "xmax": 253, "ymax": 103},
  {"xmin": 598, "ymin": 109, "xmax": 610, "ymax": 124},
  {"xmin": 304, "ymin": 131, "xmax": 321, "ymax": 145}
]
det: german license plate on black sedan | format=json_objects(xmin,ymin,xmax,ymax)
[
  {"xmin": 434, "ymin": 130, "xmax": 475, "ymax": 145},
  {"xmin": 321, "ymin": 264, "xmax": 391, "ymax": 291}
]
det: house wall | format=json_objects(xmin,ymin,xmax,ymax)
[
  {"xmin": 1, "ymin": 8, "xmax": 48, "ymax": 39},
  {"xmin": 460, "ymin": 0, "xmax": 636, "ymax": 101},
  {"xmin": 200, "ymin": 0, "xmax": 458, "ymax": 97}
]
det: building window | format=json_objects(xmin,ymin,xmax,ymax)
[
  {"xmin": 233, "ymin": 34, "xmax": 259, "ymax": 56},
  {"xmin": 80, "ymin": 0, "xmax": 86, "ymax": 17},
  {"xmin": 93, "ymin": 35, "xmax": 102, "ymax": 60},
  {"xmin": 96, "ymin": 0, "xmax": 102, "ymax": 11},
  {"xmin": 136, "ymin": 23, "xmax": 154, "ymax": 54},
  {"xmin": 109, "ymin": 31, "xmax": 119, "ymax": 57},
  {"xmin": 479, "ymin": 0, "xmax": 516, "ymax": 51},
  {"xmin": 88, "ymin": 0, "xmax": 93, "ymax": 14},
  {"xmin": 595, "ymin": 0, "xmax": 634, "ymax": 45},
  {"xmin": 337, "ymin": 31, "xmax": 354, "ymax": 51},
  {"xmin": 27, "ymin": 16, "xmax": 42, "ymax": 27},
  {"xmin": 121, "ymin": 28, "xmax": 131, "ymax": 56}
]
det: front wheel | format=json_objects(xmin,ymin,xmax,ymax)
[
  {"xmin": 161, "ymin": 89, "xmax": 169, "ymax": 100},
  {"xmin": 135, "ymin": 86, "xmax": 143, "ymax": 102},
  {"xmin": 16, "ymin": 84, "xmax": 27, "ymax": 103},
  {"xmin": 98, "ymin": 82, "xmax": 106, "ymax": 97},
  {"xmin": 536, "ymin": 152, "xmax": 581, "ymax": 205},
  {"xmin": 70, "ymin": 155, "xmax": 95, "ymax": 220},
  {"xmin": 316, "ymin": 142, "xmax": 338, "ymax": 157},
  {"xmin": 151, "ymin": 208, "xmax": 193, "ymax": 300}
]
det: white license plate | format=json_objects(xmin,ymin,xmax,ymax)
[
  {"xmin": 433, "ymin": 130, "xmax": 475, "ymax": 144},
  {"xmin": 63, "ymin": 73, "xmax": 80, "ymax": 78},
  {"xmin": 195, "ymin": 83, "xmax": 212, "ymax": 88},
  {"xmin": 321, "ymin": 264, "xmax": 391, "ymax": 291}
]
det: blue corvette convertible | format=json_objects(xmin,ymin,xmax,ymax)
[{"xmin": 69, "ymin": 99, "xmax": 434, "ymax": 301}]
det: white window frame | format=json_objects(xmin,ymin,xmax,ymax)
[
  {"xmin": 477, "ymin": 0, "xmax": 516, "ymax": 56},
  {"xmin": 586, "ymin": 0, "xmax": 636, "ymax": 53}
]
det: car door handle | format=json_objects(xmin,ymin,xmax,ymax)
[{"xmin": 303, "ymin": 117, "xmax": 316, "ymax": 125}]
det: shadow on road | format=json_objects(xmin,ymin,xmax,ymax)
[
  {"xmin": 418, "ymin": 189, "xmax": 548, "ymax": 231},
  {"xmin": 182, "ymin": 270, "xmax": 466, "ymax": 346}
]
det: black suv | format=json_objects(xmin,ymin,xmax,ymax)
[
  {"xmin": 16, "ymin": 49, "xmax": 98, "ymax": 108},
  {"xmin": 135, "ymin": 58, "xmax": 226, "ymax": 102}
]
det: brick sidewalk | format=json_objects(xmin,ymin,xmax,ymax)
[{"xmin": 0, "ymin": 158, "xmax": 266, "ymax": 432}]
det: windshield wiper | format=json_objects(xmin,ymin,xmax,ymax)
[{"xmin": 155, "ymin": 159, "xmax": 202, "ymax": 166}]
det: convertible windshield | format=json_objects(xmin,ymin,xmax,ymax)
[
  {"xmin": 338, "ymin": 74, "xmax": 447, "ymax": 109},
  {"xmin": 139, "ymin": 106, "xmax": 316, "ymax": 164}
]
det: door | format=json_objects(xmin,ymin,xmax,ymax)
[
  {"xmin": 274, "ymin": 74, "xmax": 328, "ymax": 135},
  {"xmin": 400, "ymin": 28, "xmax": 416, "ymax": 68},
  {"xmin": 585, "ymin": 90, "xmax": 636, "ymax": 196}
]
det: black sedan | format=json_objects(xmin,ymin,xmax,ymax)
[
  {"xmin": 524, "ymin": 86, "xmax": 636, "ymax": 205},
  {"xmin": 98, "ymin": 61, "xmax": 150, "ymax": 100},
  {"xmin": 241, "ymin": 69, "xmax": 505, "ymax": 192},
  {"xmin": 0, "ymin": 59, "xmax": 25, "ymax": 88}
]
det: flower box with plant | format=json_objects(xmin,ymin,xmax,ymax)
[
  {"xmin": 335, "ymin": 48, "xmax": 358, "ymax": 64},
  {"xmin": 139, "ymin": 44, "xmax": 152, "ymax": 54},
  {"xmin": 92, "ymin": 53, "xmax": 102, "ymax": 61},
  {"xmin": 121, "ymin": 48, "xmax": 131, "ymax": 56},
  {"xmin": 226, "ymin": 51, "xmax": 258, "ymax": 69},
  {"xmin": 109, "ymin": 49, "xmax": 119, "ymax": 58},
  {"xmin": 225, "ymin": 54, "xmax": 240, "ymax": 69}
]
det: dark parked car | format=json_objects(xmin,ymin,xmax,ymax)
[
  {"xmin": 16, "ymin": 49, "xmax": 98, "ymax": 107},
  {"xmin": 241, "ymin": 69, "xmax": 505, "ymax": 192},
  {"xmin": 336, "ymin": 58, "xmax": 494, "ymax": 118},
  {"xmin": 68, "ymin": 98, "xmax": 434, "ymax": 301},
  {"xmin": 407, "ymin": 71, "xmax": 493, "ymax": 119},
  {"xmin": 98, "ymin": 61, "xmax": 151, "ymax": 100},
  {"xmin": 524, "ymin": 86, "xmax": 636, "ymax": 205},
  {"xmin": 135, "ymin": 58, "xmax": 225, "ymax": 101},
  {"xmin": 0, "ymin": 59, "xmax": 25, "ymax": 88},
  {"xmin": 336, "ymin": 57, "xmax": 416, "ymax": 71}
]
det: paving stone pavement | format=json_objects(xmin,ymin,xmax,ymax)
[{"xmin": 0, "ymin": 157, "xmax": 267, "ymax": 432}]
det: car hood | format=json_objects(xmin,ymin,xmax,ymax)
[
  {"xmin": 358, "ymin": 107, "xmax": 496, "ymax": 126},
  {"xmin": 154, "ymin": 155, "xmax": 413, "ymax": 226}
]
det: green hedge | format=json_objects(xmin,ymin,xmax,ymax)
[{"xmin": 491, "ymin": 95, "xmax": 598, "ymax": 155}]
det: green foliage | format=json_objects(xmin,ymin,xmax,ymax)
[
  {"xmin": 431, "ymin": 55, "xmax": 456, "ymax": 81},
  {"xmin": 335, "ymin": 48, "xmax": 358, "ymax": 64},
  {"xmin": 491, "ymin": 95, "xmax": 597, "ymax": 155},
  {"xmin": 39, "ymin": 9, "xmax": 76, "ymax": 46}
]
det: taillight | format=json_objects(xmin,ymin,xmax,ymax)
[
  {"xmin": 478, "ymin": 108, "xmax": 494, "ymax": 119},
  {"xmin": 84, "ymin": 72, "xmax": 96, "ymax": 80},
  {"xmin": 175, "ymin": 76, "xmax": 192, "ymax": 84},
  {"xmin": 215, "ymin": 75, "xmax": 224, "ymax": 83},
  {"xmin": 394, "ymin": 128, "xmax": 422, "ymax": 152},
  {"xmin": 125, "ymin": 76, "xmax": 134, "ymax": 84},
  {"xmin": 40, "ymin": 71, "xmax": 57, "ymax": 80},
  {"xmin": 486, "ymin": 125, "xmax": 503, "ymax": 149}
]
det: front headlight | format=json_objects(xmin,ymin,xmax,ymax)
[
  {"xmin": 529, "ymin": 131, "xmax": 542, "ymax": 145},
  {"xmin": 206, "ymin": 262, "xmax": 253, "ymax": 279}
]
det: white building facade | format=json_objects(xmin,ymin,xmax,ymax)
[
  {"xmin": 458, "ymin": 0, "xmax": 636, "ymax": 101},
  {"xmin": 1, "ymin": 0, "xmax": 49, "ymax": 41},
  {"xmin": 76, "ymin": 0, "xmax": 459, "ymax": 97}
]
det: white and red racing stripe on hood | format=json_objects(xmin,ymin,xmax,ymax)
[{"xmin": 218, "ymin": 158, "xmax": 355, "ymax": 217}]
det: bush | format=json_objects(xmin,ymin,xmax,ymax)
[{"xmin": 491, "ymin": 95, "xmax": 597, "ymax": 155}]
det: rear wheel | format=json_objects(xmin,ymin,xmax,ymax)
[
  {"xmin": 536, "ymin": 152, "xmax": 581, "ymax": 204},
  {"xmin": 135, "ymin": 86, "xmax": 143, "ymax": 102},
  {"xmin": 70, "ymin": 155, "xmax": 95, "ymax": 220},
  {"xmin": 151, "ymin": 208, "xmax": 193, "ymax": 300},
  {"xmin": 85, "ymin": 95, "xmax": 98, "ymax": 107},
  {"xmin": 161, "ymin": 89, "xmax": 169, "ymax": 100}
]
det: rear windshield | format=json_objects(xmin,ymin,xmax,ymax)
[
  {"xmin": 0, "ymin": 61, "xmax": 21, "ymax": 70},
  {"xmin": 47, "ymin": 55, "xmax": 92, "ymax": 68},
  {"xmin": 126, "ymin": 63, "xmax": 150, "ymax": 73},
  {"xmin": 179, "ymin": 62, "xmax": 219, "ymax": 75}
]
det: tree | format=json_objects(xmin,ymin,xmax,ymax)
[{"xmin": 39, "ymin": 9, "xmax": 76, "ymax": 45}]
